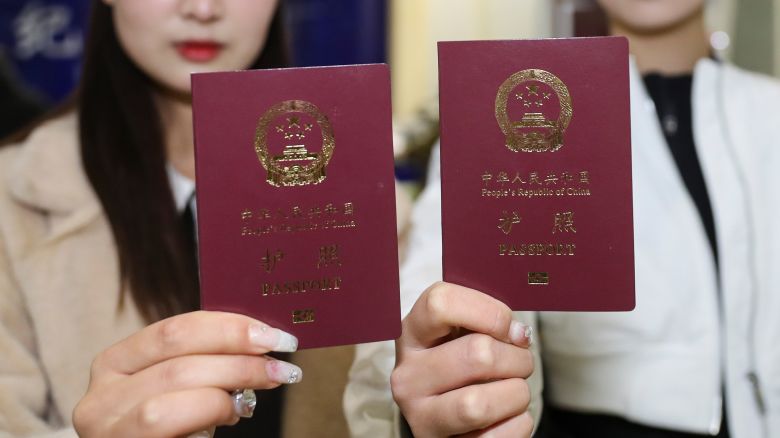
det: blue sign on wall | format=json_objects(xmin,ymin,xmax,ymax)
[
  {"xmin": 0, "ymin": 0, "xmax": 90, "ymax": 103},
  {"xmin": 285, "ymin": 0, "xmax": 387, "ymax": 67}
]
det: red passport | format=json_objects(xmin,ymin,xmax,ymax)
[
  {"xmin": 192, "ymin": 64, "xmax": 401, "ymax": 348},
  {"xmin": 438, "ymin": 37, "xmax": 635, "ymax": 311}
]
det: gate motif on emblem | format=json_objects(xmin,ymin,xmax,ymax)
[
  {"xmin": 495, "ymin": 69, "xmax": 573, "ymax": 153},
  {"xmin": 254, "ymin": 100, "xmax": 335, "ymax": 187}
]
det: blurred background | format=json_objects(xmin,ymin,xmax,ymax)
[
  {"xmin": 0, "ymin": 2, "xmax": 776, "ymax": 434},
  {"xmin": 2, "ymin": 0, "xmax": 777, "ymax": 183}
]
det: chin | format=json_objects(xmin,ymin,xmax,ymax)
[
  {"xmin": 599, "ymin": 0, "xmax": 705, "ymax": 34},
  {"xmin": 152, "ymin": 75, "xmax": 193, "ymax": 99}
]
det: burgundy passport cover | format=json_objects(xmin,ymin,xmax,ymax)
[
  {"xmin": 192, "ymin": 64, "xmax": 401, "ymax": 348},
  {"xmin": 439, "ymin": 37, "xmax": 635, "ymax": 311}
]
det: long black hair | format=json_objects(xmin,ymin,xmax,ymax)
[{"xmin": 78, "ymin": 1, "xmax": 288, "ymax": 322}]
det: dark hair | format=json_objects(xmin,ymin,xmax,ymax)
[{"xmin": 78, "ymin": 1, "xmax": 288, "ymax": 322}]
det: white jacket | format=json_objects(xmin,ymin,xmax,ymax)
[
  {"xmin": 540, "ymin": 58, "xmax": 780, "ymax": 437},
  {"xmin": 344, "ymin": 58, "xmax": 780, "ymax": 438}
]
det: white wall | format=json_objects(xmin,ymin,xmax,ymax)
[{"xmin": 390, "ymin": 0, "xmax": 552, "ymax": 120}]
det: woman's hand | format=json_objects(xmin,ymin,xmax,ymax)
[
  {"xmin": 73, "ymin": 311, "xmax": 301, "ymax": 438},
  {"xmin": 391, "ymin": 283, "xmax": 534, "ymax": 437}
]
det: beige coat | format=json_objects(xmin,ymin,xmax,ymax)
[{"xmin": 0, "ymin": 114, "xmax": 146, "ymax": 437}]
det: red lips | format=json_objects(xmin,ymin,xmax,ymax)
[{"xmin": 175, "ymin": 41, "xmax": 223, "ymax": 62}]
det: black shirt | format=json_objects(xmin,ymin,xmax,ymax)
[{"xmin": 643, "ymin": 73, "xmax": 719, "ymax": 269}]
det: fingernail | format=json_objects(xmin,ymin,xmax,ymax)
[
  {"xmin": 266, "ymin": 360, "xmax": 303, "ymax": 384},
  {"xmin": 188, "ymin": 431, "xmax": 210, "ymax": 438},
  {"xmin": 509, "ymin": 320, "xmax": 533, "ymax": 345},
  {"xmin": 249, "ymin": 324, "xmax": 298, "ymax": 352}
]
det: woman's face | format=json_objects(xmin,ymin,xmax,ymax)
[
  {"xmin": 106, "ymin": 0, "xmax": 278, "ymax": 95},
  {"xmin": 597, "ymin": 0, "xmax": 705, "ymax": 34}
]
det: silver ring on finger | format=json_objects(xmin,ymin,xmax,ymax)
[{"xmin": 231, "ymin": 389, "xmax": 257, "ymax": 418}]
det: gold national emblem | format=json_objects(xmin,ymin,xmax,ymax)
[
  {"xmin": 254, "ymin": 100, "xmax": 335, "ymax": 187},
  {"xmin": 495, "ymin": 69, "xmax": 573, "ymax": 153}
]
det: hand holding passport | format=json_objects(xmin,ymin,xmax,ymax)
[
  {"xmin": 395, "ymin": 37, "xmax": 634, "ymax": 436},
  {"xmin": 193, "ymin": 36, "xmax": 634, "ymax": 438},
  {"xmin": 193, "ymin": 64, "xmax": 401, "ymax": 349},
  {"xmin": 193, "ymin": 38, "xmax": 635, "ymax": 352}
]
